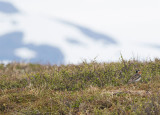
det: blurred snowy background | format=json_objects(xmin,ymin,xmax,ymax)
[{"xmin": 0, "ymin": 0, "xmax": 160, "ymax": 65}]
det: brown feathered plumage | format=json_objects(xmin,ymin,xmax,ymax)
[{"xmin": 128, "ymin": 70, "xmax": 141, "ymax": 84}]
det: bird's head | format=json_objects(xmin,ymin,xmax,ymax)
[{"xmin": 136, "ymin": 70, "xmax": 141, "ymax": 75}]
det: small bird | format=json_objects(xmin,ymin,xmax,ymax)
[{"xmin": 128, "ymin": 70, "xmax": 141, "ymax": 84}]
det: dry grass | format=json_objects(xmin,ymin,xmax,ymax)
[{"xmin": 1, "ymin": 58, "xmax": 160, "ymax": 114}]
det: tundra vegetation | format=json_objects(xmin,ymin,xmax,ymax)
[{"xmin": 0, "ymin": 57, "xmax": 160, "ymax": 114}]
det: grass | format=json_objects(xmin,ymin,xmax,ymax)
[{"xmin": 1, "ymin": 58, "xmax": 160, "ymax": 114}]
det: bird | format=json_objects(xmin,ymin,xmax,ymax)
[{"xmin": 128, "ymin": 70, "xmax": 141, "ymax": 84}]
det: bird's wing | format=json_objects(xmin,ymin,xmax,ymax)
[{"xmin": 128, "ymin": 74, "xmax": 140, "ymax": 83}]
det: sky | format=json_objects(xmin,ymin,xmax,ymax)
[{"xmin": 0, "ymin": 0, "xmax": 160, "ymax": 64}]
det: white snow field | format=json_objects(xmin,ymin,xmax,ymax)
[{"xmin": 0, "ymin": 0, "xmax": 160, "ymax": 64}]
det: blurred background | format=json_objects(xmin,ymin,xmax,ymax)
[{"xmin": 0, "ymin": 0, "xmax": 160, "ymax": 65}]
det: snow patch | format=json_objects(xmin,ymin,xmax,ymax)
[{"xmin": 14, "ymin": 47, "xmax": 36, "ymax": 59}]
